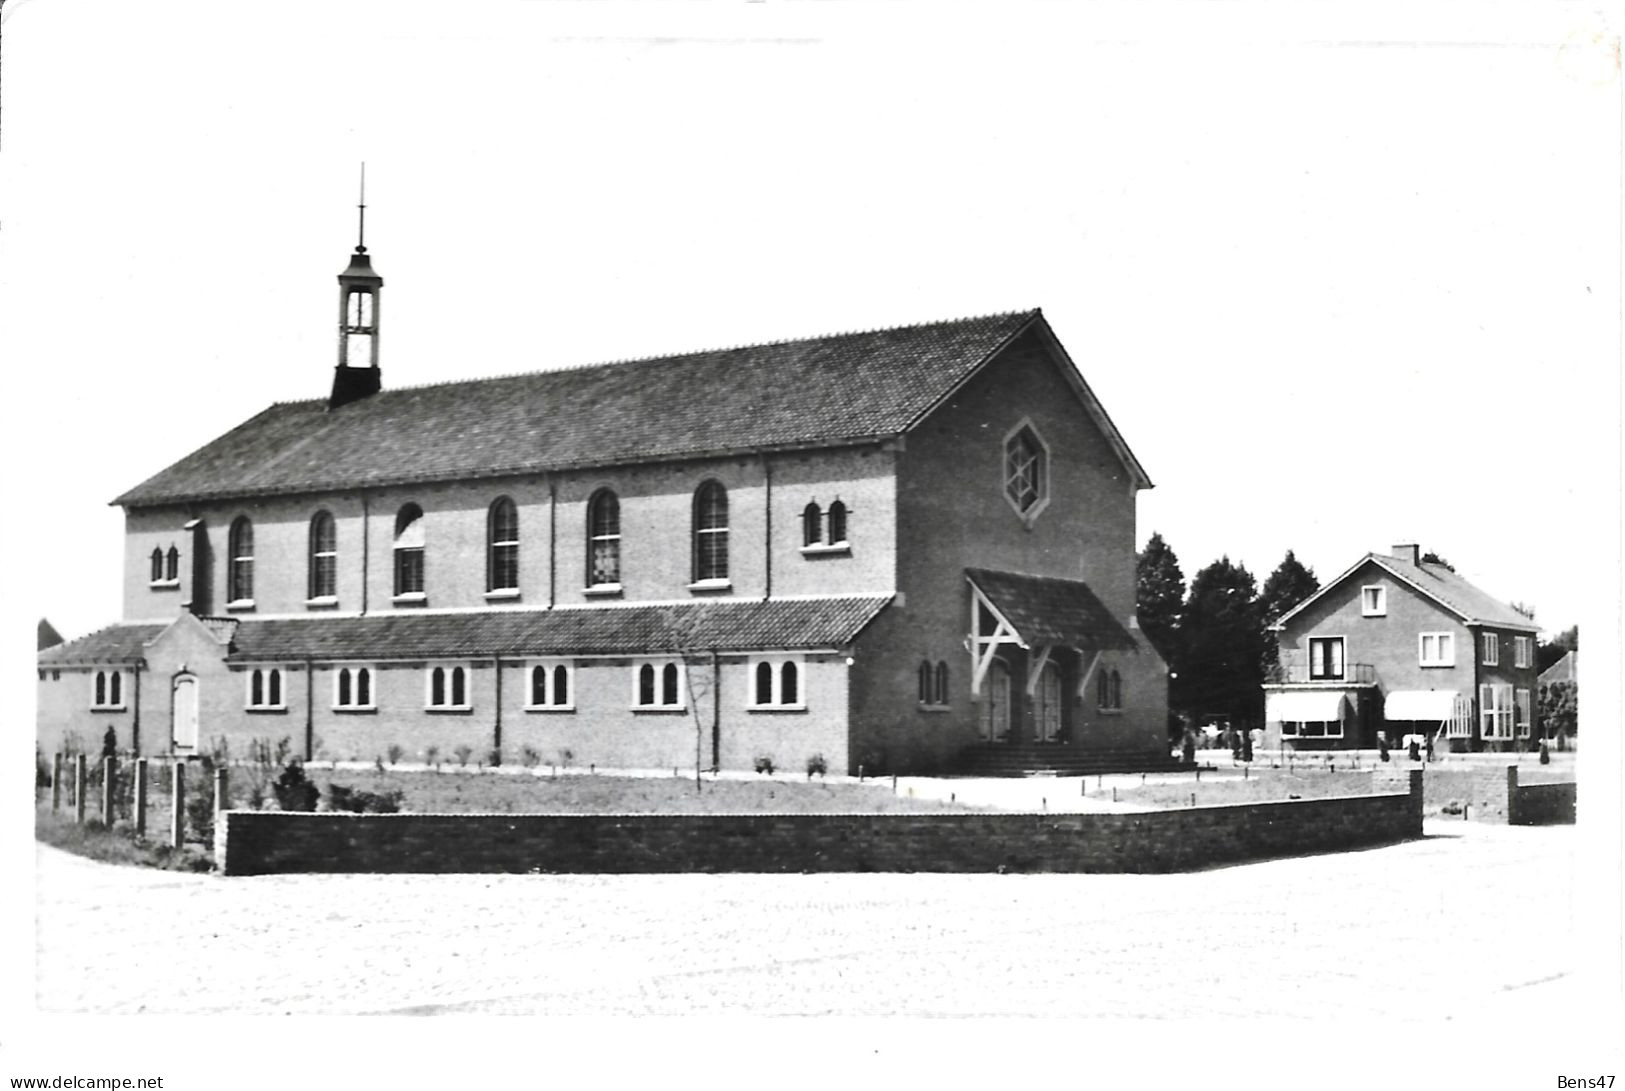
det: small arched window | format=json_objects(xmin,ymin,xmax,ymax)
[
  {"xmin": 827, "ymin": 500, "xmax": 848, "ymax": 545},
  {"xmin": 781, "ymin": 662, "xmax": 798, "ymax": 705},
  {"xmin": 553, "ymin": 664, "xmax": 569, "ymax": 706},
  {"xmin": 662, "ymin": 663, "xmax": 681, "ymax": 706},
  {"xmin": 1110, "ymin": 670, "xmax": 1123, "ymax": 710},
  {"xmin": 338, "ymin": 669, "xmax": 352, "ymax": 706},
  {"xmin": 803, "ymin": 502, "xmax": 823, "ymax": 547},
  {"xmin": 451, "ymin": 667, "xmax": 466, "ymax": 707},
  {"xmin": 588, "ymin": 489, "xmax": 621, "ymax": 587},
  {"xmin": 934, "ymin": 661, "xmax": 949, "ymax": 705},
  {"xmin": 309, "ymin": 511, "xmax": 337, "ymax": 600},
  {"xmin": 692, "ymin": 481, "xmax": 729, "ymax": 583},
  {"xmin": 394, "ymin": 504, "xmax": 425, "ymax": 597},
  {"xmin": 110, "ymin": 672, "xmax": 121, "ymax": 705},
  {"xmin": 757, "ymin": 661, "xmax": 775, "ymax": 705},
  {"xmin": 531, "ymin": 666, "xmax": 548, "ymax": 706},
  {"xmin": 228, "ymin": 517, "xmax": 255, "ymax": 603},
  {"xmin": 268, "ymin": 669, "xmax": 282, "ymax": 706},
  {"xmin": 165, "ymin": 546, "xmax": 180, "ymax": 582},
  {"xmin": 251, "ymin": 670, "xmax": 265, "ymax": 706},
  {"xmin": 150, "ymin": 548, "xmax": 163, "ymax": 583},
  {"xmin": 95, "ymin": 671, "xmax": 107, "ymax": 706},
  {"xmin": 1097, "ymin": 669, "xmax": 1112, "ymax": 709},
  {"xmin": 918, "ymin": 660, "xmax": 933, "ymax": 703},
  {"xmin": 430, "ymin": 667, "xmax": 446, "ymax": 706},
  {"xmin": 356, "ymin": 667, "xmax": 372, "ymax": 706},
  {"xmin": 487, "ymin": 497, "xmax": 519, "ymax": 593},
  {"xmin": 638, "ymin": 663, "xmax": 656, "ymax": 707}
]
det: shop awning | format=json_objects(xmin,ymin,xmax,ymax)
[
  {"xmin": 1384, "ymin": 690, "xmax": 1459, "ymax": 721},
  {"xmin": 1266, "ymin": 690, "xmax": 1348, "ymax": 723}
]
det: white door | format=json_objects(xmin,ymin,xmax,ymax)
[
  {"xmin": 980, "ymin": 661, "xmax": 1011, "ymax": 741},
  {"xmin": 172, "ymin": 676, "xmax": 199, "ymax": 751},
  {"xmin": 1036, "ymin": 661, "xmax": 1063, "ymax": 742}
]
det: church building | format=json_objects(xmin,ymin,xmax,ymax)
[{"xmin": 37, "ymin": 228, "xmax": 1169, "ymax": 775}]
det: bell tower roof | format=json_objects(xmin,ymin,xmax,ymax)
[{"xmin": 330, "ymin": 165, "xmax": 384, "ymax": 410}]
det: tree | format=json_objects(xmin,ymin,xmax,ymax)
[
  {"xmin": 1420, "ymin": 550, "xmax": 1455, "ymax": 572},
  {"xmin": 1136, "ymin": 532, "xmax": 1185, "ymax": 666},
  {"xmin": 1176, "ymin": 556, "xmax": 1266, "ymax": 729},
  {"xmin": 1539, "ymin": 680, "xmax": 1577, "ymax": 742},
  {"xmin": 1258, "ymin": 550, "xmax": 1320, "ymax": 680}
]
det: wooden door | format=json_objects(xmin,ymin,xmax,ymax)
[
  {"xmin": 980, "ymin": 660, "xmax": 1011, "ymax": 741},
  {"xmin": 172, "ymin": 675, "xmax": 199, "ymax": 752},
  {"xmin": 1036, "ymin": 661, "xmax": 1063, "ymax": 741}
]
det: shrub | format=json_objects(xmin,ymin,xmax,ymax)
[
  {"xmin": 374, "ymin": 755, "xmax": 386, "ymax": 774},
  {"xmin": 184, "ymin": 775, "xmax": 218, "ymax": 843},
  {"xmin": 36, "ymin": 748, "xmax": 52, "ymax": 789},
  {"xmin": 520, "ymin": 745, "xmax": 541, "ymax": 768},
  {"xmin": 485, "ymin": 748, "xmax": 502, "ymax": 768},
  {"xmin": 806, "ymin": 753, "xmax": 828, "ymax": 778},
  {"xmin": 453, "ymin": 744, "xmax": 473, "ymax": 768},
  {"xmin": 387, "ymin": 744, "xmax": 404, "ymax": 766},
  {"xmin": 754, "ymin": 755, "xmax": 775, "ymax": 775},
  {"xmin": 327, "ymin": 783, "xmax": 404, "ymax": 814},
  {"xmin": 273, "ymin": 761, "xmax": 320, "ymax": 812},
  {"xmin": 424, "ymin": 745, "xmax": 441, "ymax": 769}
]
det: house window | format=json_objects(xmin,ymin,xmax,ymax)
[
  {"xmin": 827, "ymin": 500, "xmax": 848, "ymax": 545},
  {"xmin": 334, "ymin": 666, "xmax": 375, "ymax": 710},
  {"xmin": 1515, "ymin": 688, "xmax": 1532, "ymax": 738},
  {"xmin": 1097, "ymin": 668, "xmax": 1123, "ymax": 711},
  {"xmin": 527, "ymin": 661, "xmax": 574, "ymax": 711},
  {"xmin": 246, "ymin": 668, "xmax": 286, "ymax": 710},
  {"xmin": 309, "ymin": 511, "xmax": 337, "ymax": 601},
  {"xmin": 692, "ymin": 481, "xmax": 729, "ymax": 584},
  {"xmin": 1480, "ymin": 683, "xmax": 1514, "ymax": 740},
  {"xmin": 750, "ymin": 657, "xmax": 804, "ymax": 710},
  {"xmin": 426, "ymin": 665, "xmax": 470, "ymax": 711},
  {"xmin": 1481, "ymin": 633, "xmax": 1499, "ymax": 666},
  {"xmin": 1308, "ymin": 637, "xmax": 1345, "ymax": 681},
  {"xmin": 487, "ymin": 497, "xmax": 519, "ymax": 594},
  {"xmin": 150, "ymin": 548, "xmax": 163, "ymax": 583},
  {"xmin": 1280, "ymin": 719, "xmax": 1343, "ymax": 739},
  {"xmin": 165, "ymin": 545, "xmax": 179, "ymax": 582},
  {"xmin": 587, "ymin": 489, "xmax": 621, "ymax": 588},
  {"xmin": 394, "ymin": 504, "xmax": 425, "ymax": 599},
  {"xmin": 1419, "ymin": 632, "xmax": 1455, "ymax": 667},
  {"xmin": 1513, "ymin": 636, "xmax": 1532, "ymax": 669},
  {"xmin": 1003, "ymin": 422, "xmax": 1049, "ymax": 519},
  {"xmin": 801, "ymin": 498, "xmax": 852, "ymax": 553},
  {"xmin": 228, "ymin": 516, "xmax": 254, "ymax": 604},
  {"xmin": 1361, "ymin": 586, "xmax": 1386, "ymax": 616},
  {"xmin": 633, "ymin": 660, "xmax": 685, "ymax": 710},
  {"xmin": 918, "ymin": 660, "xmax": 950, "ymax": 707},
  {"xmin": 92, "ymin": 670, "xmax": 125, "ymax": 710},
  {"xmin": 803, "ymin": 502, "xmax": 822, "ymax": 547}
]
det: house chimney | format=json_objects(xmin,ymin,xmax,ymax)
[{"xmin": 1392, "ymin": 542, "xmax": 1421, "ymax": 566}]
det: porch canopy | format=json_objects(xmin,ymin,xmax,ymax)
[
  {"xmin": 964, "ymin": 568, "xmax": 1137, "ymax": 697},
  {"xmin": 1265, "ymin": 690, "xmax": 1348, "ymax": 723},
  {"xmin": 1383, "ymin": 690, "xmax": 1458, "ymax": 721}
]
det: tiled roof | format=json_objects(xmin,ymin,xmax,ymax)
[
  {"xmin": 965, "ymin": 569, "xmax": 1138, "ymax": 652},
  {"xmin": 1274, "ymin": 553, "xmax": 1540, "ymax": 632},
  {"xmin": 115, "ymin": 311, "xmax": 1044, "ymax": 507},
  {"xmin": 227, "ymin": 597, "xmax": 893, "ymax": 661},
  {"xmin": 1538, "ymin": 651, "xmax": 1576, "ymax": 685},
  {"xmin": 37, "ymin": 624, "xmax": 168, "ymax": 666}
]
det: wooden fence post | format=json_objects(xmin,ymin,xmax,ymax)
[
  {"xmin": 52, "ymin": 754, "xmax": 62, "ymax": 812},
  {"xmin": 102, "ymin": 756, "xmax": 116, "ymax": 823},
  {"xmin": 171, "ymin": 763, "xmax": 185, "ymax": 849},
  {"xmin": 134, "ymin": 759, "xmax": 149, "ymax": 838},
  {"xmin": 74, "ymin": 755, "xmax": 87, "ymax": 825}
]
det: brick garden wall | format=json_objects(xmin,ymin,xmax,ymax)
[
  {"xmin": 1378, "ymin": 763, "xmax": 1576, "ymax": 824},
  {"xmin": 1509, "ymin": 780, "xmax": 1576, "ymax": 826},
  {"xmin": 217, "ymin": 770, "xmax": 1422, "ymax": 875}
]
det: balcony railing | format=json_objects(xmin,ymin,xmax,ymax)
[{"xmin": 1290, "ymin": 662, "xmax": 1375, "ymax": 685}]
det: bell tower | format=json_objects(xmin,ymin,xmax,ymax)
[{"xmin": 330, "ymin": 165, "xmax": 384, "ymax": 410}]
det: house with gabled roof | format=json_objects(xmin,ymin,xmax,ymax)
[
  {"xmin": 36, "ymin": 230, "xmax": 1170, "ymax": 775},
  {"xmin": 1263, "ymin": 543, "xmax": 1539, "ymax": 753}
]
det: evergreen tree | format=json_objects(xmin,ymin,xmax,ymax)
[
  {"xmin": 1135, "ymin": 532, "xmax": 1185, "ymax": 665},
  {"xmin": 1177, "ymin": 556, "xmax": 1265, "ymax": 728},
  {"xmin": 1420, "ymin": 550, "xmax": 1455, "ymax": 572},
  {"xmin": 1537, "ymin": 625, "xmax": 1578, "ymax": 674},
  {"xmin": 1258, "ymin": 550, "xmax": 1320, "ymax": 679}
]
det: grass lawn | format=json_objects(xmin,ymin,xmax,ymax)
[
  {"xmin": 300, "ymin": 768, "xmax": 989, "ymax": 814},
  {"xmin": 34, "ymin": 809, "xmax": 214, "ymax": 871},
  {"xmin": 1112, "ymin": 768, "xmax": 1385, "ymax": 809}
]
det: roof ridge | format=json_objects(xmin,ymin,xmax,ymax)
[{"xmin": 261, "ymin": 308, "xmax": 1039, "ymax": 408}]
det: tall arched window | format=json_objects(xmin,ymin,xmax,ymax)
[
  {"xmin": 110, "ymin": 672, "xmax": 121, "ymax": 705},
  {"xmin": 394, "ymin": 504, "xmax": 425, "ymax": 597},
  {"xmin": 487, "ymin": 497, "xmax": 519, "ymax": 593},
  {"xmin": 165, "ymin": 545, "xmax": 180, "ymax": 582},
  {"xmin": 757, "ymin": 661, "xmax": 775, "ymax": 705},
  {"xmin": 1097, "ymin": 669, "xmax": 1111, "ymax": 709},
  {"xmin": 309, "ymin": 511, "xmax": 337, "ymax": 600},
  {"xmin": 553, "ymin": 664, "xmax": 569, "ymax": 706},
  {"xmin": 918, "ymin": 660, "xmax": 933, "ymax": 703},
  {"xmin": 268, "ymin": 669, "xmax": 282, "ymax": 706},
  {"xmin": 693, "ymin": 480, "xmax": 729, "ymax": 582},
  {"xmin": 150, "ymin": 548, "xmax": 163, "ymax": 583},
  {"xmin": 803, "ymin": 502, "xmax": 822, "ymax": 547},
  {"xmin": 587, "ymin": 489, "xmax": 621, "ymax": 587},
  {"xmin": 662, "ymin": 663, "xmax": 681, "ymax": 705},
  {"xmin": 827, "ymin": 500, "xmax": 848, "ymax": 545},
  {"xmin": 638, "ymin": 663, "xmax": 656, "ymax": 706},
  {"xmin": 229, "ymin": 517, "xmax": 255, "ymax": 603},
  {"xmin": 781, "ymin": 661, "xmax": 798, "ymax": 705},
  {"xmin": 1110, "ymin": 670, "xmax": 1123, "ymax": 710},
  {"xmin": 934, "ymin": 661, "xmax": 949, "ymax": 705}
]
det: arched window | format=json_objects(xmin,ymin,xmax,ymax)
[
  {"xmin": 934, "ymin": 661, "xmax": 949, "ymax": 705},
  {"xmin": 309, "ymin": 511, "xmax": 337, "ymax": 600},
  {"xmin": 487, "ymin": 497, "xmax": 519, "ymax": 593},
  {"xmin": 531, "ymin": 666, "xmax": 548, "ymax": 706},
  {"xmin": 803, "ymin": 502, "xmax": 822, "ymax": 547},
  {"xmin": 394, "ymin": 504, "xmax": 425, "ymax": 597},
  {"xmin": 692, "ymin": 481, "xmax": 729, "ymax": 582},
  {"xmin": 229, "ymin": 517, "xmax": 254, "ymax": 603},
  {"xmin": 587, "ymin": 489, "xmax": 621, "ymax": 587},
  {"xmin": 1110, "ymin": 670, "xmax": 1122, "ymax": 710},
  {"xmin": 95, "ymin": 671, "xmax": 107, "ymax": 706},
  {"xmin": 781, "ymin": 661, "xmax": 798, "ymax": 705},
  {"xmin": 527, "ymin": 662, "xmax": 575, "ymax": 710},
  {"xmin": 150, "ymin": 548, "xmax": 163, "ymax": 583},
  {"xmin": 251, "ymin": 670, "xmax": 265, "ymax": 706},
  {"xmin": 338, "ymin": 669, "xmax": 352, "ymax": 706},
  {"xmin": 827, "ymin": 500, "xmax": 848, "ymax": 545},
  {"xmin": 268, "ymin": 669, "xmax": 282, "ymax": 706},
  {"xmin": 165, "ymin": 546, "xmax": 180, "ymax": 582},
  {"xmin": 356, "ymin": 667, "xmax": 371, "ymax": 706},
  {"xmin": 335, "ymin": 666, "xmax": 374, "ymax": 709},
  {"xmin": 662, "ymin": 663, "xmax": 680, "ymax": 706},
  {"xmin": 1097, "ymin": 669, "xmax": 1111, "ymax": 709},
  {"xmin": 757, "ymin": 661, "xmax": 775, "ymax": 705},
  {"xmin": 451, "ymin": 667, "xmax": 466, "ymax": 707},
  {"xmin": 918, "ymin": 660, "xmax": 933, "ymax": 703},
  {"xmin": 110, "ymin": 672, "xmax": 121, "ymax": 705},
  {"xmin": 638, "ymin": 663, "xmax": 656, "ymax": 707},
  {"xmin": 431, "ymin": 667, "xmax": 446, "ymax": 706},
  {"xmin": 553, "ymin": 664, "xmax": 569, "ymax": 706}
]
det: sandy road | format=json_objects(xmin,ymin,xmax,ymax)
[{"xmin": 35, "ymin": 821, "xmax": 1579, "ymax": 1016}]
